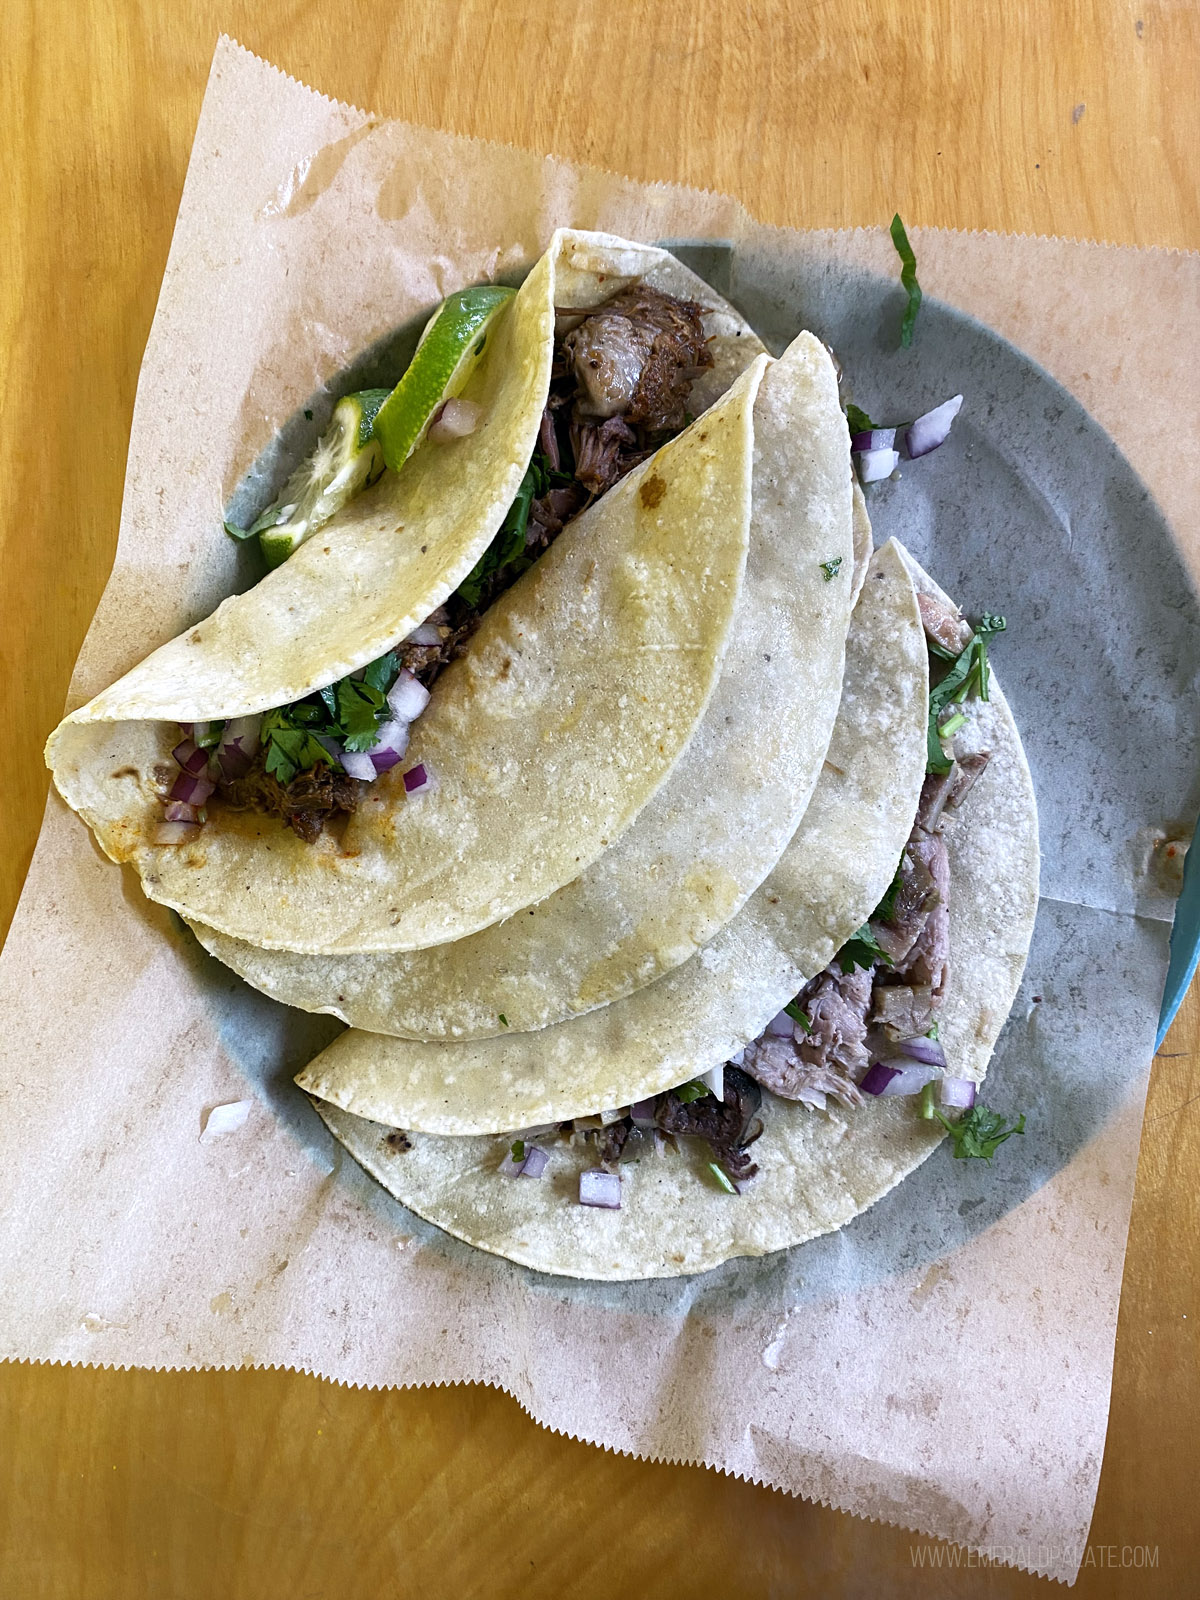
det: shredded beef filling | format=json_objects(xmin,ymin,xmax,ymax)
[
  {"xmin": 220, "ymin": 764, "xmax": 365, "ymax": 845},
  {"xmin": 210, "ymin": 280, "xmax": 714, "ymax": 840}
]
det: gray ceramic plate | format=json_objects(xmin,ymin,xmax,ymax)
[{"xmin": 202, "ymin": 244, "xmax": 1200, "ymax": 1306}]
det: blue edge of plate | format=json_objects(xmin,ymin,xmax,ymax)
[{"xmin": 1158, "ymin": 828, "xmax": 1200, "ymax": 1047}]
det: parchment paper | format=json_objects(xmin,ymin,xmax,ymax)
[{"xmin": 2, "ymin": 37, "xmax": 1199, "ymax": 1585}]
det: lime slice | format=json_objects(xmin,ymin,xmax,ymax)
[
  {"xmin": 372, "ymin": 286, "xmax": 515, "ymax": 473},
  {"xmin": 256, "ymin": 390, "xmax": 389, "ymax": 570}
]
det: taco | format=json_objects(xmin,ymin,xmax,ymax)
[
  {"xmin": 302, "ymin": 546, "xmax": 1039, "ymax": 1279},
  {"xmin": 193, "ymin": 329, "xmax": 861, "ymax": 1033},
  {"xmin": 47, "ymin": 231, "xmax": 776, "ymax": 954}
]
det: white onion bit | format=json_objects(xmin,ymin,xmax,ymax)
[
  {"xmin": 200, "ymin": 1100, "xmax": 252, "ymax": 1141},
  {"xmin": 857, "ymin": 446, "xmax": 900, "ymax": 483},
  {"xmin": 428, "ymin": 398, "xmax": 482, "ymax": 442},
  {"xmin": 701, "ymin": 1062, "xmax": 725, "ymax": 1101},
  {"xmin": 404, "ymin": 622, "xmax": 444, "ymax": 647},
  {"xmin": 387, "ymin": 668, "xmax": 431, "ymax": 722}
]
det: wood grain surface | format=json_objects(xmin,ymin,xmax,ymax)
[{"xmin": 3, "ymin": 2, "xmax": 1198, "ymax": 1595}]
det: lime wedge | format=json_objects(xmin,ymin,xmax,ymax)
[
  {"xmin": 256, "ymin": 390, "xmax": 389, "ymax": 570},
  {"xmin": 372, "ymin": 286, "xmax": 515, "ymax": 473}
]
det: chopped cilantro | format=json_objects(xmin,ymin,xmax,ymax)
[
  {"xmin": 707, "ymin": 1161, "xmax": 737, "ymax": 1194},
  {"xmin": 457, "ymin": 449, "xmax": 566, "ymax": 608},
  {"xmin": 361, "ymin": 650, "xmax": 399, "ymax": 694},
  {"xmin": 261, "ymin": 712, "xmax": 336, "ymax": 785},
  {"xmin": 336, "ymin": 675, "xmax": 392, "ymax": 751},
  {"xmin": 820, "ymin": 557, "xmax": 843, "ymax": 582},
  {"xmin": 918, "ymin": 1081, "xmax": 938, "ymax": 1120},
  {"xmin": 926, "ymin": 612, "xmax": 1008, "ymax": 774},
  {"xmin": 889, "ymin": 213, "xmax": 922, "ymax": 348},
  {"xmin": 498, "ymin": 1014, "xmax": 509, "ymax": 1028},
  {"xmin": 511, "ymin": 1139, "xmax": 525, "ymax": 1162},
  {"xmin": 938, "ymin": 710, "xmax": 968, "ymax": 740},
  {"xmin": 873, "ymin": 855, "xmax": 905, "ymax": 923},
  {"xmin": 845, "ymin": 403, "xmax": 878, "ymax": 436},
  {"xmin": 838, "ymin": 922, "xmax": 891, "ymax": 974},
  {"xmin": 784, "ymin": 1000, "xmax": 811, "ymax": 1032},
  {"xmin": 261, "ymin": 650, "xmax": 403, "ymax": 779},
  {"xmin": 926, "ymin": 1021, "xmax": 940, "ymax": 1040},
  {"xmin": 674, "ymin": 1080, "xmax": 711, "ymax": 1104},
  {"xmin": 935, "ymin": 1103, "xmax": 1026, "ymax": 1160}
]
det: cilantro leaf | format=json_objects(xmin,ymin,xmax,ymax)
[
  {"xmin": 838, "ymin": 922, "xmax": 891, "ymax": 974},
  {"xmin": 498, "ymin": 1014, "xmax": 509, "ymax": 1028},
  {"xmin": 361, "ymin": 650, "xmax": 399, "ymax": 695},
  {"xmin": 845, "ymin": 404, "xmax": 878, "ymax": 436},
  {"xmin": 783, "ymin": 1000, "xmax": 811, "ymax": 1032},
  {"xmin": 934, "ymin": 1103, "xmax": 1026, "ymax": 1160},
  {"xmin": 456, "ymin": 450, "xmax": 567, "ymax": 609},
  {"xmin": 820, "ymin": 557, "xmax": 843, "ymax": 582},
  {"xmin": 260, "ymin": 712, "xmax": 336, "ymax": 785},
  {"xmin": 511, "ymin": 1139, "xmax": 525, "ymax": 1162},
  {"xmin": 925, "ymin": 612, "xmax": 1008, "ymax": 773},
  {"xmin": 873, "ymin": 855, "xmax": 905, "ymax": 923},
  {"xmin": 674, "ymin": 1080, "xmax": 711, "ymax": 1104},
  {"xmin": 889, "ymin": 213, "xmax": 923, "ymax": 348},
  {"xmin": 336, "ymin": 676, "xmax": 389, "ymax": 751}
]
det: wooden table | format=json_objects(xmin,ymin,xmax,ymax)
[{"xmin": 3, "ymin": 4, "xmax": 1197, "ymax": 1594}]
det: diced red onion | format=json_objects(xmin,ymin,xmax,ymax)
[
  {"xmin": 169, "ymin": 771, "xmax": 215, "ymax": 806},
  {"xmin": 850, "ymin": 427, "xmax": 897, "ymax": 453},
  {"xmin": 428, "ymin": 398, "xmax": 481, "ymax": 442},
  {"xmin": 172, "ymin": 739, "xmax": 210, "ymax": 776},
  {"xmin": 877, "ymin": 1062, "xmax": 941, "ymax": 1098},
  {"xmin": 859, "ymin": 1062, "xmax": 900, "ymax": 1096},
  {"xmin": 857, "ymin": 447, "xmax": 900, "ymax": 483},
  {"xmin": 217, "ymin": 715, "xmax": 261, "ymax": 780},
  {"xmin": 905, "ymin": 394, "xmax": 963, "ymax": 459},
  {"xmin": 870, "ymin": 1031, "xmax": 948, "ymax": 1069},
  {"xmin": 500, "ymin": 1142, "xmax": 550, "ymax": 1178},
  {"xmin": 629, "ymin": 1098, "xmax": 657, "ymax": 1128},
  {"xmin": 765, "ymin": 1010, "xmax": 793, "ymax": 1038},
  {"xmin": 404, "ymin": 622, "xmax": 444, "ymax": 647},
  {"xmin": 403, "ymin": 762, "xmax": 436, "ymax": 794},
  {"xmin": 578, "ymin": 1169, "xmax": 621, "ymax": 1209},
  {"xmin": 366, "ymin": 718, "xmax": 409, "ymax": 773},
  {"xmin": 896, "ymin": 1035, "xmax": 947, "ymax": 1069},
  {"xmin": 387, "ymin": 668, "xmax": 431, "ymax": 722},
  {"xmin": 152, "ymin": 820, "xmax": 201, "ymax": 846},
  {"xmin": 520, "ymin": 1145, "xmax": 549, "ymax": 1179},
  {"xmin": 939, "ymin": 1076, "xmax": 977, "ymax": 1109},
  {"xmin": 164, "ymin": 801, "xmax": 199, "ymax": 823},
  {"xmin": 340, "ymin": 749, "xmax": 377, "ymax": 781}
]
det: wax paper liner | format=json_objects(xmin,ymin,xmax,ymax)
[{"xmin": 2, "ymin": 37, "xmax": 1198, "ymax": 1585}]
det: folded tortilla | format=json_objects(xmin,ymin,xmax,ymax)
[
  {"xmin": 297, "ymin": 538, "xmax": 931, "ymax": 1130},
  {"xmin": 194, "ymin": 332, "xmax": 858, "ymax": 1034},
  {"xmin": 306, "ymin": 548, "xmax": 1039, "ymax": 1279},
  {"xmin": 47, "ymin": 231, "xmax": 769, "ymax": 955}
]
